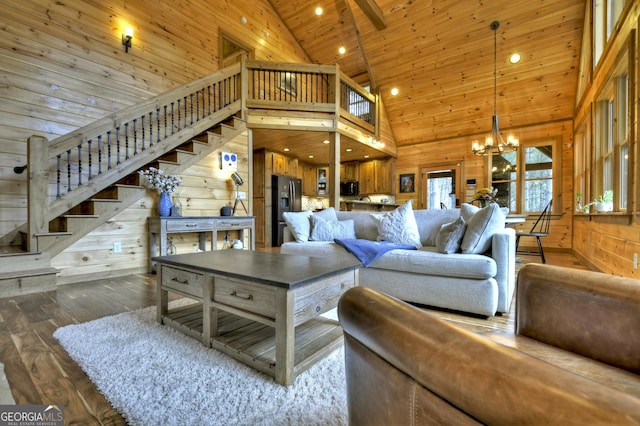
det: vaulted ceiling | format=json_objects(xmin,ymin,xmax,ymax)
[{"xmin": 264, "ymin": 0, "xmax": 585, "ymax": 155}]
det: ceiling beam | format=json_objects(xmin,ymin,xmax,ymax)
[
  {"xmin": 352, "ymin": 0, "xmax": 387, "ymax": 30},
  {"xmin": 343, "ymin": 0, "xmax": 377, "ymax": 88}
]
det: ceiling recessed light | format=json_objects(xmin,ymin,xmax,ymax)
[
  {"xmin": 315, "ymin": 7, "xmax": 323, "ymax": 16},
  {"xmin": 390, "ymin": 87, "xmax": 399, "ymax": 96},
  {"xmin": 322, "ymin": 139, "xmax": 330, "ymax": 144},
  {"xmin": 346, "ymin": 148, "xmax": 353, "ymax": 152},
  {"xmin": 509, "ymin": 53, "xmax": 521, "ymax": 64},
  {"xmin": 338, "ymin": 46, "xmax": 346, "ymax": 55},
  {"xmin": 284, "ymin": 147, "xmax": 290, "ymax": 152},
  {"xmin": 364, "ymin": 155, "xmax": 370, "ymax": 158},
  {"xmin": 308, "ymin": 155, "xmax": 314, "ymax": 158}
]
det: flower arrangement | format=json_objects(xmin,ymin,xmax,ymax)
[
  {"xmin": 139, "ymin": 167, "xmax": 181, "ymax": 193},
  {"xmin": 473, "ymin": 187, "xmax": 498, "ymax": 203}
]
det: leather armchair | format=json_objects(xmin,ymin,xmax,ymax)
[{"xmin": 338, "ymin": 264, "xmax": 640, "ymax": 425}]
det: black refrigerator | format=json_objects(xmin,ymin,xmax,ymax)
[{"xmin": 272, "ymin": 174, "xmax": 302, "ymax": 246}]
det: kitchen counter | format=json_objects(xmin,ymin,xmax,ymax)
[{"xmin": 342, "ymin": 200, "xmax": 400, "ymax": 212}]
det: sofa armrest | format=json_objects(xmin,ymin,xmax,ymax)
[
  {"xmin": 490, "ymin": 227, "xmax": 516, "ymax": 312},
  {"xmin": 338, "ymin": 286, "xmax": 640, "ymax": 425},
  {"xmin": 516, "ymin": 264, "xmax": 640, "ymax": 373}
]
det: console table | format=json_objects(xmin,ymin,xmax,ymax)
[{"xmin": 148, "ymin": 216, "xmax": 255, "ymax": 271}]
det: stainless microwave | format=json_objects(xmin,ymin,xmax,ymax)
[{"xmin": 340, "ymin": 181, "xmax": 359, "ymax": 196}]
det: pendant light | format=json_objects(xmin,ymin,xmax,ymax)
[{"xmin": 471, "ymin": 21, "xmax": 519, "ymax": 156}]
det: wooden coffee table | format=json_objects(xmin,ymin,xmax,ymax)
[{"xmin": 154, "ymin": 250, "xmax": 361, "ymax": 385}]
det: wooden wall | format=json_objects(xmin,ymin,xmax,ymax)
[
  {"xmin": 0, "ymin": 0, "xmax": 308, "ymax": 283},
  {"xmin": 572, "ymin": 3, "xmax": 640, "ymax": 279},
  {"xmin": 396, "ymin": 120, "xmax": 575, "ymax": 251}
]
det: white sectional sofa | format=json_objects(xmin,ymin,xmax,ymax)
[{"xmin": 280, "ymin": 203, "xmax": 516, "ymax": 317}]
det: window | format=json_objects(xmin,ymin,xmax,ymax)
[
  {"xmin": 593, "ymin": 0, "xmax": 628, "ymax": 68},
  {"xmin": 593, "ymin": 61, "xmax": 628, "ymax": 211},
  {"xmin": 574, "ymin": 117, "xmax": 592, "ymax": 212},
  {"xmin": 490, "ymin": 139, "xmax": 559, "ymax": 214},
  {"xmin": 524, "ymin": 145, "xmax": 553, "ymax": 212}
]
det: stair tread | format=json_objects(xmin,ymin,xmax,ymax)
[
  {"xmin": 89, "ymin": 198, "xmax": 122, "ymax": 203},
  {"xmin": 0, "ymin": 267, "xmax": 58, "ymax": 280},
  {"xmin": 114, "ymin": 184, "xmax": 144, "ymax": 189},
  {"xmin": 34, "ymin": 232, "xmax": 73, "ymax": 237},
  {"xmin": 61, "ymin": 215, "xmax": 100, "ymax": 219}
]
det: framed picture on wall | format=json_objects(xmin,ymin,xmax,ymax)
[
  {"xmin": 400, "ymin": 174, "xmax": 415, "ymax": 193},
  {"xmin": 279, "ymin": 72, "xmax": 297, "ymax": 97}
]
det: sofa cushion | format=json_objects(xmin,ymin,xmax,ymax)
[
  {"xmin": 282, "ymin": 210, "xmax": 313, "ymax": 242},
  {"xmin": 314, "ymin": 206, "xmax": 338, "ymax": 222},
  {"xmin": 413, "ymin": 209, "xmax": 461, "ymax": 246},
  {"xmin": 371, "ymin": 201, "xmax": 422, "ymax": 247},
  {"xmin": 461, "ymin": 203, "xmax": 505, "ymax": 254},
  {"xmin": 370, "ymin": 246, "xmax": 497, "ymax": 279},
  {"xmin": 436, "ymin": 216, "xmax": 466, "ymax": 254},
  {"xmin": 310, "ymin": 216, "xmax": 356, "ymax": 241},
  {"xmin": 280, "ymin": 241, "xmax": 346, "ymax": 258},
  {"xmin": 336, "ymin": 211, "xmax": 381, "ymax": 241}
]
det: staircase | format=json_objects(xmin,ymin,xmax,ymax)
[{"xmin": 0, "ymin": 62, "xmax": 246, "ymax": 297}]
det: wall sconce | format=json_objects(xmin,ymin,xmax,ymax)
[{"xmin": 122, "ymin": 27, "xmax": 133, "ymax": 53}]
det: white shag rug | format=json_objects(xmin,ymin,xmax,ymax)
[{"xmin": 53, "ymin": 301, "xmax": 347, "ymax": 426}]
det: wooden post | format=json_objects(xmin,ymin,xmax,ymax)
[
  {"xmin": 27, "ymin": 135, "xmax": 49, "ymax": 252},
  {"xmin": 329, "ymin": 133, "xmax": 341, "ymax": 209},
  {"xmin": 240, "ymin": 54, "xmax": 249, "ymax": 122}
]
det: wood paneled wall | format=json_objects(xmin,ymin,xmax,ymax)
[
  {"xmin": 0, "ymin": 0, "xmax": 308, "ymax": 283},
  {"xmin": 396, "ymin": 120, "xmax": 575, "ymax": 250},
  {"xmin": 572, "ymin": 3, "xmax": 640, "ymax": 279}
]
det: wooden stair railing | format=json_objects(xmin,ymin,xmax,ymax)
[{"xmin": 21, "ymin": 63, "xmax": 245, "ymax": 253}]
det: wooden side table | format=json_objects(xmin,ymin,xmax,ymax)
[{"xmin": 148, "ymin": 216, "xmax": 255, "ymax": 271}]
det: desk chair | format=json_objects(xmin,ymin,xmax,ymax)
[{"xmin": 516, "ymin": 199, "xmax": 552, "ymax": 263}]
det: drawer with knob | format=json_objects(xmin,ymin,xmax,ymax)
[
  {"xmin": 165, "ymin": 218, "xmax": 213, "ymax": 232},
  {"xmin": 212, "ymin": 276, "xmax": 277, "ymax": 318},
  {"xmin": 160, "ymin": 265, "xmax": 205, "ymax": 298}
]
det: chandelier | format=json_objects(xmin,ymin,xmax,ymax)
[{"xmin": 471, "ymin": 21, "xmax": 519, "ymax": 156}]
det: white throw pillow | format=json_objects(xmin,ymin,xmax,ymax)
[
  {"xmin": 460, "ymin": 203, "xmax": 505, "ymax": 254},
  {"xmin": 436, "ymin": 216, "xmax": 466, "ymax": 254},
  {"xmin": 461, "ymin": 203, "xmax": 509, "ymax": 221},
  {"xmin": 310, "ymin": 216, "xmax": 356, "ymax": 241},
  {"xmin": 313, "ymin": 207, "xmax": 338, "ymax": 222},
  {"xmin": 282, "ymin": 210, "xmax": 313, "ymax": 242},
  {"xmin": 371, "ymin": 201, "xmax": 422, "ymax": 247}
]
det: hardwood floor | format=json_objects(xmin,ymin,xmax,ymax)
[{"xmin": 0, "ymin": 251, "xmax": 588, "ymax": 425}]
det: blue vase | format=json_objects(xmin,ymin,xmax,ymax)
[{"xmin": 158, "ymin": 192, "xmax": 172, "ymax": 217}]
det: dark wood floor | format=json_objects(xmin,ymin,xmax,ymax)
[{"xmin": 0, "ymin": 251, "xmax": 589, "ymax": 425}]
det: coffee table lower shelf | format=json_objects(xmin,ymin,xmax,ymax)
[{"xmin": 161, "ymin": 303, "xmax": 343, "ymax": 380}]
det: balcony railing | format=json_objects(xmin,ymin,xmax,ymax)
[{"xmin": 244, "ymin": 60, "xmax": 377, "ymax": 132}]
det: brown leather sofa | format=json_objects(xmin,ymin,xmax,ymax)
[{"xmin": 338, "ymin": 264, "xmax": 640, "ymax": 425}]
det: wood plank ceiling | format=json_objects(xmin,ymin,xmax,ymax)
[{"xmin": 262, "ymin": 0, "xmax": 585, "ymax": 162}]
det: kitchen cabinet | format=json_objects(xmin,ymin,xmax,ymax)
[
  {"xmin": 300, "ymin": 161, "xmax": 329, "ymax": 197},
  {"xmin": 300, "ymin": 162, "xmax": 317, "ymax": 196},
  {"xmin": 272, "ymin": 152, "xmax": 298, "ymax": 176},
  {"xmin": 359, "ymin": 158, "xmax": 395, "ymax": 194},
  {"xmin": 340, "ymin": 162, "xmax": 359, "ymax": 182},
  {"xmin": 359, "ymin": 160, "xmax": 375, "ymax": 194}
]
